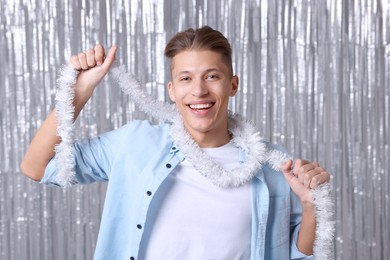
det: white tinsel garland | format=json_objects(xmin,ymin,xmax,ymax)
[
  {"xmin": 312, "ymin": 183, "xmax": 335, "ymax": 259},
  {"xmin": 54, "ymin": 65, "xmax": 79, "ymax": 187},
  {"xmin": 110, "ymin": 64, "xmax": 177, "ymax": 122},
  {"xmin": 169, "ymin": 112, "xmax": 266, "ymax": 188},
  {"xmin": 55, "ymin": 64, "xmax": 335, "ymax": 259}
]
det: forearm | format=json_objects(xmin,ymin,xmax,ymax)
[
  {"xmin": 296, "ymin": 201, "xmax": 316, "ymax": 255},
  {"xmin": 20, "ymin": 90, "xmax": 92, "ymax": 181},
  {"xmin": 281, "ymin": 159, "xmax": 330, "ymax": 256}
]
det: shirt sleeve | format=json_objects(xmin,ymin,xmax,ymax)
[{"xmin": 40, "ymin": 122, "xmax": 136, "ymax": 187}]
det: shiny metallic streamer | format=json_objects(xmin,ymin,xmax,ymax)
[{"xmin": 0, "ymin": 0, "xmax": 388, "ymax": 259}]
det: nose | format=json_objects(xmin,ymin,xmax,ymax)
[{"xmin": 191, "ymin": 79, "xmax": 208, "ymax": 97}]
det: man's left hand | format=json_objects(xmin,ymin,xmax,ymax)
[{"xmin": 280, "ymin": 159, "xmax": 331, "ymax": 204}]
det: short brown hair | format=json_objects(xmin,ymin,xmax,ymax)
[{"xmin": 164, "ymin": 26, "xmax": 233, "ymax": 75}]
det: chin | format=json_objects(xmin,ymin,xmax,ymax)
[{"xmin": 186, "ymin": 118, "xmax": 220, "ymax": 133}]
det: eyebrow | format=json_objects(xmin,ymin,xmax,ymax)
[
  {"xmin": 174, "ymin": 71, "xmax": 190, "ymax": 78},
  {"xmin": 174, "ymin": 68, "xmax": 222, "ymax": 78}
]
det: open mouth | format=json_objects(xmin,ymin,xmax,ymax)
[{"xmin": 187, "ymin": 103, "xmax": 215, "ymax": 110}]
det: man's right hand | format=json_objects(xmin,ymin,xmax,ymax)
[
  {"xmin": 20, "ymin": 44, "xmax": 118, "ymax": 182},
  {"xmin": 69, "ymin": 44, "xmax": 118, "ymax": 94}
]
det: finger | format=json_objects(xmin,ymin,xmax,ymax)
[
  {"xmin": 294, "ymin": 160, "xmax": 318, "ymax": 184},
  {"xmin": 69, "ymin": 55, "xmax": 81, "ymax": 70},
  {"xmin": 78, "ymin": 52, "xmax": 89, "ymax": 70},
  {"xmin": 298, "ymin": 163, "xmax": 319, "ymax": 184},
  {"xmin": 309, "ymin": 171, "xmax": 331, "ymax": 189},
  {"xmin": 95, "ymin": 44, "xmax": 104, "ymax": 66},
  {"xmin": 86, "ymin": 48, "xmax": 96, "ymax": 67},
  {"xmin": 101, "ymin": 45, "xmax": 118, "ymax": 70},
  {"xmin": 303, "ymin": 166, "xmax": 323, "ymax": 188}
]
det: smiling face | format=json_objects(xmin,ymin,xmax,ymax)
[{"xmin": 168, "ymin": 50, "xmax": 239, "ymax": 147}]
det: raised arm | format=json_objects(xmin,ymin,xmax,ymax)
[{"xmin": 20, "ymin": 44, "xmax": 118, "ymax": 181}]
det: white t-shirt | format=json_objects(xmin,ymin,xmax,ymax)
[{"xmin": 141, "ymin": 141, "xmax": 252, "ymax": 260}]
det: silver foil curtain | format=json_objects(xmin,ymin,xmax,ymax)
[{"xmin": 0, "ymin": 0, "xmax": 389, "ymax": 259}]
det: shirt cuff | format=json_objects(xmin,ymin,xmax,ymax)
[
  {"xmin": 291, "ymin": 224, "xmax": 314, "ymax": 259},
  {"xmin": 39, "ymin": 158, "xmax": 63, "ymax": 187}
]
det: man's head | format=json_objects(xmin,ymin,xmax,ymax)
[
  {"xmin": 165, "ymin": 26, "xmax": 238, "ymax": 148},
  {"xmin": 165, "ymin": 26, "xmax": 233, "ymax": 76}
]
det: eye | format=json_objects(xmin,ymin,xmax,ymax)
[
  {"xmin": 180, "ymin": 76, "xmax": 191, "ymax": 81},
  {"xmin": 206, "ymin": 74, "xmax": 220, "ymax": 80}
]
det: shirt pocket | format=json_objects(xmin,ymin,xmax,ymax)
[{"xmin": 268, "ymin": 196, "xmax": 290, "ymax": 248}]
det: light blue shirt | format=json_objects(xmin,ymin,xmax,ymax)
[{"xmin": 42, "ymin": 120, "xmax": 312, "ymax": 260}]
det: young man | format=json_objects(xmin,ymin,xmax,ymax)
[{"xmin": 21, "ymin": 26, "xmax": 330, "ymax": 259}]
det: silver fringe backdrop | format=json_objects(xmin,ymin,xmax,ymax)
[{"xmin": 0, "ymin": 0, "xmax": 389, "ymax": 259}]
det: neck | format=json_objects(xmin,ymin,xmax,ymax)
[
  {"xmin": 187, "ymin": 128, "xmax": 232, "ymax": 148},
  {"xmin": 169, "ymin": 113, "xmax": 266, "ymax": 188}
]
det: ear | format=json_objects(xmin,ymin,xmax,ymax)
[
  {"xmin": 230, "ymin": 75, "xmax": 239, "ymax": 97},
  {"xmin": 168, "ymin": 81, "xmax": 176, "ymax": 102}
]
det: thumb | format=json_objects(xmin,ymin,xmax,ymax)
[
  {"xmin": 280, "ymin": 160, "xmax": 311, "ymax": 202},
  {"xmin": 280, "ymin": 160, "xmax": 296, "ymax": 185},
  {"xmin": 280, "ymin": 159, "xmax": 293, "ymax": 173},
  {"xmin": 101, "ymin": 45, "xmax": 118, "ymax": 71}
]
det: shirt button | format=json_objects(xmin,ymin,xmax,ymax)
[
  {"xmin": 137, "ymin": 224, "xmax": 142, "ymax": 229},
  {"xmin": 130, "ymin": 257, "xmax": 135, "ymax": 260},
  {"xmin": 172, "ymin": 147, "xmax": 176, "ymax": 150},
  {"xmin": 146, "ymin": 191, "xmax": 152, "ymax": 196},
  {"xmin": 166, "ymin": 163, "xmax": 172, "ymax": 168}
]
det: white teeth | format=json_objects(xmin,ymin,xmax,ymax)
[{"xmin": 189, "ymin": 103, "xmax": 213, "ymax": 109}]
